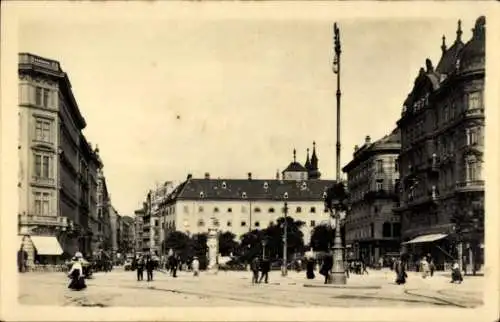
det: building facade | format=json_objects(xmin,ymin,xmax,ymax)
[
  {"xmin": 395, "ymin": 17, "xmax": 485, "ymax": 271},
  {"xmin": 342, "ymin": 131, "xmax": 401, "ymax": 265},
  {"xmin": 18, "ymin": 53, "xmax": 103, "ymax": 265},
  {"xmin": 134, "ymin": 208, "xmax": 145, "ymax": 253},
  {"xmin": 95, "ymin": 168, "xmax": 113, "ymax": 256}
]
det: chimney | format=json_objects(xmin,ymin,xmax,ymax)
[
  {"xmin": 276, "ymin": 169, "xmax": 280, "ymax": 180},
  {"xmin": 186, "ymin": 174, "xmax": 192, "ymax": 180},
  {"xmin": 354, "ymin": 145, "xmax": 359, "ymax": 152},
  {"xmin": 204, "ymin": 172, "xmax": 210, "ymax": 179},
  {"xmin": 365, "ymin": 136, "xmax": 371, "ymax": 144},
  {"xmin": 248, "ymin": 172, "xmax": 252, "ymax": 180}
]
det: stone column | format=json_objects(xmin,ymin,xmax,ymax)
[{"xmin": 207, "ymin": 228, "xmax": 218, "ymax": 273}]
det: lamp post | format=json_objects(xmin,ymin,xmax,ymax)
[
  {"xmin": 327, "ymin": 22, "xmax": 347, "ymax": 285},
  {"xmin": 282, "ymin": 192, "xmax": 289, "ymax": 277}
]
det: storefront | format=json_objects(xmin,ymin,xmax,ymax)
[
  {"xmin": 401, "ymin": 233, "xmax": 455, "ymax": 271},
  {"xmin": 19, "ymin": 235, "xmax": 64, "ymax": 266}
]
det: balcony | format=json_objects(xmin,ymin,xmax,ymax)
[
  {"xmin": 19, "ymin": 53, "xmax": 61, "ymax": 73},
  {"xmin": 19, "ymin": 214, "xmax": 67, "ymax": 228},
  {"xmin": 464, "ymin": 108, "xmax": 484, "ymax": 119},
  {"xmin": 31, "ymin": 176, "xmax": 56, "ymax": 187},
  {"xmin": 456, "ymin": 180, "xmax": 484, "ymax": 193}
]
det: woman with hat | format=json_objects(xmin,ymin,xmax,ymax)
[{"xmin": 68, "ymin": 252, "xmax": 87, "ymax": 291}]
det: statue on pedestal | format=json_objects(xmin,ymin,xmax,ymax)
[{"xmin": 207, "ymin": 228, "xmax": 218, "ymax": 273}]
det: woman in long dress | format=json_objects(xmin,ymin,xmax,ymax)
[
  {"xmin": 395, "ymin": 258, "xmax": 407, "ymax": 285},
  {"xmin": 68, "ymin": 255, "xmax": 87, "ymax": 291}
]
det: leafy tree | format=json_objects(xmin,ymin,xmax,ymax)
[
  {"xmin": 218, "ymin": 231, "xmax": 239, "ymax": 256},
  {"xmin": 163, "ymin": 231, "xmax": 192, "ymax": 257},
  {"xmin": 191, "ymin": 233, "xmax": 208, "ymax": 269},
  {"xmin": 310, "ymin": 224, "xmax": 334, "ymax": 252}
]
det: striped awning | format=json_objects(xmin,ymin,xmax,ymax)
[{"xmin": 401, "ymin": 233, "xmax": 448, "ymax": 245}]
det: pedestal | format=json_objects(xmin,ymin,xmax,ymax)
[{"xmin": 207, "ymin": 228, "xmax": 218, "ymax": 273}]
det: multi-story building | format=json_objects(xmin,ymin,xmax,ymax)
[
  {"xmin": 342, "ymin": 130, "xmax": 401, "ymax": 265},
  {"xmin": 18, "ymin": 53, "xmax": 102, "ymax": 266},
  {"xmin": 120, "ymin": 215, "xmax": 135, "ymax": 256},
  {"xmin": 134, "ymin": 207, "xmax": 145, "ymax": 254},
  {"xmin": 395, "ymin": 17, "xmax": 485, "ymax": 271},
  {"xmin": 109, "ymin": 205, "xmax": 119, "ymax": 260},
  {"xmin": 95, "ymin": 168, "xmax": 113, "ymax": 256},
  {"xmin": 159, "ymin": 146, "xmax": 335, "ymax": 244}
]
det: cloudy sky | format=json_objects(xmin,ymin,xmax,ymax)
[{"xmin": 13, "ymin": 3, "xmax": 483, "ymax": 215}]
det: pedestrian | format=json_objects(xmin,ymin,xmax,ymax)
[
  {"xmin": 395, "ymin": 258, "xmax": 407, "ymax": 285},
  {"xmin": 259, "ymin": 257, "xmax": 270, "ymax": 284},
  {"xmin": 429, "ymin": 259, "xmax": 436, "ymax": 277},
  {"xmin": 68, "ymin": 253, "xmax": 87, "ymax": 291},
  {"xmin": 136, "ymin": 256, "xmax": 145, "ymax": 281},
  {"xmin": 451, "ymin": 261, "xmax": 463, "ymax": 284},
  {"xmin": 192, "ymin": 256, "xmax": 200, "ymax": 277},
  {"xmin": 171, "ymin": 255, "xmax": 179, "ymax": 278},
  {"xmin": 361, "ymin": 258, "xmax": 369, "ymax": 275},
  {"xmin": 250, "ymin": 256, "xmax": 260, "ymax": 284},
  {"xmin": 146, "ymin": 255, "xmax": 154, "ymax": 281},
  {"xmin": 17, "ymin": 246, "xmax": 27, "ymax": 273},
  {"xmin": 320, "ymin": 254, "xmax": 333, "ymax": 284},
  {"xmin": 306, "ymin": 257, "xmax": 315, "ymax": 279},
  {"xmin": 420, "ymin": 256, "xmax": 430, "ymax": 279}
]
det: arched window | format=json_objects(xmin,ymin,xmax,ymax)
[
  {"xmin": 296, "ymin": 206, "xmax": 302, "ymax": 213},
  {"xmin": 382, "ymin": 222, "xmax": 391, "ymax": 237}
]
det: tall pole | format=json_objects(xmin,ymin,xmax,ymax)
[
  {"xmin": 329, "ymin": 22, "xmax": 347, "ymax": 285},
  {"xmin": 282, "ymin": 200, "xmax": 288, "ymax": 277}
]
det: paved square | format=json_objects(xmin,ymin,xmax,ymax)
[{"xmin": 18, "ymin": 268, "xmax": 483, "ymax": 307}]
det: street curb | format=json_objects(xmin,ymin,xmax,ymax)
[{"xmin": 303, "ymin": 284, "xmax": 382, "ymax": 289}]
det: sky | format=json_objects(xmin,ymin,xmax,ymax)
[{"xmin": 15, "ymin": 4, "xmax": 481, "ymax": 216}]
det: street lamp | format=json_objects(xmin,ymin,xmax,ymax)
[{"xmin": 282, "ymin": 192, "xmax": 289, "ymax": 277}]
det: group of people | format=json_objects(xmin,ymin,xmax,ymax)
[
  {"xmin": 393, "ymin": 255, "xmax": 463, "ymax": 285},
  {"xmin": 250, "ymin": 256, "xmax": 271, "ymax": 284},
  {"xmin": 134, "ymin": 255, "xmax": 157, "ymax": 281}
]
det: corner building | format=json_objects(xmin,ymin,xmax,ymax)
[
  {"xmin": 342, "ymin": 131, "xmax": 401, "ymax": 265},
  {"xmin": 18, "ymin": 53, "xmax": 102, "ymax": 266},
  {"xmin": 395, "ymin": 18, "xmax": 485, "ymax": 271}
]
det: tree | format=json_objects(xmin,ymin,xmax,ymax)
[
  {"xmin": 191, "ymin": 233, "xmax": 208, "ymax": 269},
  {"xmin": 310, "ymin": 224, "xmax": 334, "ymax": 252},
  {"xmin": 218, "ymin": 231, "xmax": 239, "ymax": 256},
  {"xmin": 163, "ymin": 231, "xmax": 192, "ymax": 257}
]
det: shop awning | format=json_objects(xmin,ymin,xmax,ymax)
[
  {"xmin": 31, "ymin": 236, "xmax": 63, "ymax": 255},
  {"xmin": 402, "ymin": 233, "xmax": 448, "ymax": 245}
]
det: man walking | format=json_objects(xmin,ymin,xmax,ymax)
[
  {"xmin": 136, "ymin": 256, "xmax": 145, "ymax": 281},
  {"xmin": 17, "ymin": 246, "xmax": 28, "ymax": 273},
  {"xmin": 259, "ymin": 256, "xmax": 270, "ymax": 284},
  {"xmin": 250, "ymin": 256, "xmax": 260, "ymax": 284},
  {"xmin": 192, "ymin": 256, "xmax": 200, "ymax": 277},
  {"xmin": 146, "ymin": 255, "xmax": 154, "ymax": 281}
]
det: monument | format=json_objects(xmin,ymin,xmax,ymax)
[{"xmin": 206, "ymin": 217, "xmax": 219, "ymax": 274}]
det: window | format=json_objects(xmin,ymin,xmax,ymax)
[
  {"xmin": 310, "ymin": 207, "xmax": 316, "ymax": 213},
  {"xmin": 227, "ymin": 220, "xmax": 232, "ymax": 227},
  {"xmin": 198, "ymin": 220, "xmax": 205, "ymax": 227},
  {"xmin": 310, "ymin": 220, "xmax": 316, "ymax": 227},
  {"xmin": 34, "ymin": 192, "xmax": 50, "ymax": 216},
  {"xmin": 35, "ymin": 119, "xmax": 51, "ymax": 142},
  {"xmin": 382, "ymin": 222, "xmax": 391, "ymax": 238},
  {"xmin": 155, "ymin": 220, "xmax": 159, "ymax": 227},
  {"xmin": 393, "ymin": 223, "xmax": 401, "ymax": 237},
  {"xmin": 213, "ymin": 219, "xmax": 220, "ymax": 227},
  {"xmin": 394, "ymin": 158, "xmax": 399, "ymax": 172},
  {"xmin": 268, "ymin": 207, "xmax": 275, "ymax": 213},
  {"xmin": 376, "ymin": 181, "xmax": 383, "ymax": 191},
  {"xmin": 254, "ymin": 207, "xmax": 261, "ymax": 213},
  {"xmin": 35, "ymin": 87, "xmax": 50, "ymax": 107},
  {"xmin": 296, "ymin": 206, "xmax": 302, "ymax": 213},
  {"xmin": 255, "ymin": 221, "xmax": 260, "ymax": 227},
  {"xmin": 34, "ymin": 153, "xmax": 52, "ymax": 178},
  {"xmin": 241, "ymin": 221, "xmax": 247, "ymax": 227},
  {"xmin": 468, "ymin": 92, "xmax": 481, "ymax": 110},
  {"xmin": 370, "ymin": 223, "xmax": 375, "ymax": 238},
  {"xmin": 227, "ymin": 207, "xmax": 232, "ymax": 213},
  {"xmin": 214, "ymin": 207, "xmax": 219, "ymax": 213},
  {"xmin": 198, "ymin": 206, "xmax": 204, "ymax": 213},
  {"xmin": 376, "ymin": 160, "xmax": 383, "ymax": 173}
]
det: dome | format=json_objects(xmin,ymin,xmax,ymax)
[{"xmin": 459, "ymin": 16, "xmax": 485, "ymax": 74}]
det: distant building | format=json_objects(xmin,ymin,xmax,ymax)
[
  {"xmin": 342, "ymin": 130, "xmax": 401, "ymax": 264},
  {"xmin": 18, "ymin": 53, "xmax": 103, "ymax": 266},
  {"xmin": 134, "ymin": 208, "xmax": 145, "ymax": 253},
  {"xmin": 395, "ymin": 17, "xmax": 485, "ymax": 271},
  {"xmin": 159, "ymin": 146, "xmax": 334, "ymax": 245}
]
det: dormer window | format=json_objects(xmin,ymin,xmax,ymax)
[
  {"xmin": 199, "ymin": 191, "xmax": 205, "ymax": 198},
  {"xmin": 242, "ymin": 192, "xmax": 247, "ymax": 199},
  {"xmin": 301, "ymin": 182, "xmax": 307, "ymax": 190},
  {"xmin": 263, "ymin": 182, "xmax": 269, "ymax": 189},
  {"xmin": 221, "ymin": 181, "xmax": 227, "ymax": 189}
]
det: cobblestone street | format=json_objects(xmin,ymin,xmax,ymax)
[{"xmin": 18, "ymin": 268, "xmax": 483, "ymax": 308}]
